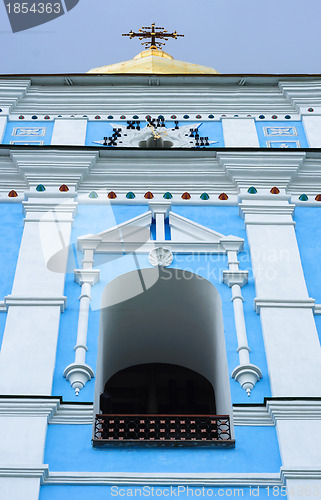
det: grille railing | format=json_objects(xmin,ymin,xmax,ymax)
[{"xmin": 93, "ymin": 414, "xmax": 234, "ymax": 446}]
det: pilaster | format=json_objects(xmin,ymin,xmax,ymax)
[
  {"xmin": 0, "ymin": 196, "xmax": 77, "ymax": 395},
  {"xmin": 51, "ymin": 118, "xmax": 88, "ymax": 146},
  {"xmin": 222, "ymin": 118, "xmax": 259, "ymax": 147},
  {"xmin": 239, "ymin": 197, "xmax": 321, "ymax": 397}
]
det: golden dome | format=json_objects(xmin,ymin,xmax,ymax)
[{"xmin": 87, "ymin": 48, "xmax": 219, "ymax": 75}]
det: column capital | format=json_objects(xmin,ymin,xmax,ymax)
[
  {"xmin": 149, "ymin": 202, "xmax": 171, "ymax": 218},
  {"xmin": 239, "ymin": 198, "xmax": 296, "ymax": 225},
  {"xmin": 74, "ymin": 269, "xmax": 100, "ymax": 286},
  {"xmin": 223, "ymin": 270, "xmax": 248, "ymax": 288}
]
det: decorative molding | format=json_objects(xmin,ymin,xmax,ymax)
[
  {"xmin": 1, "ymin": 465, "xmax": 321, "ymax": 486},
  {"xmin": 233, "ymin": 406, "xmax": 273, "ymax": 426},
  {"xmin": 63, "ymin": 363, "xmax": 95, "ymax": 396},
  {"xmin": 23, "ymin": 200, "xmax": 78, "ymax": 217},
  {"xmin": 0, "ymin": 466, "xmax": 48, "ymax": 480},
  {"xmin": 0, "ymin": 301, "xmax": 7, "ymax": 312},
  {"xmin": 11, "ymin": 150, "xmax": 98, "ymax": 188},
  {"xmin": 223, "ymin": 270, "xmax": 248, "ymax": 288},
  {"xmin": 43, "ymin": 470, "xmax": 282, "ymax": 486},
  {"xmin": 49, "ymin": 403, "xmax": 94, "ymax": 424},
  {"xmin": 4, "ymin": 296, "xmax": 67, "ymax": 312},
  {"xmin": 0, "ymin": 398, "xmax": 61, "ymax": 419},
  {"xmin": 74, "ymin": 269, "xmax": 100, "ymax": 287},
  {"xmin": 314, "ymin": 304, "xmax": 321, "ymax": 315},
  {"xmin": 255, "ymin": 298, "xmax": 316, "ymax": 314},
  {"xmin": 266, "ymin": 400, "xmax": 321, "ymax": 421},
  {"xmin": 148, "ymin": 247, "xmax": 173, "ymax": 267}
]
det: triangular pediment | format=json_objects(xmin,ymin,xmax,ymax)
[{"xmin": 78, "ymin": 209, "xmax": 243, "ymax": 254}]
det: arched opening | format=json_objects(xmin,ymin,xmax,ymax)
[
  {"xmin": 101, "ymin": 363, "xmax": 216, "ymax": 415},
  {"xmin": 138, "ymin": 136, "xmax": 174, "ymax": 149},
  {"xmin": 94, "ymin": 268, "xmax": 234, "ymax": 445}
]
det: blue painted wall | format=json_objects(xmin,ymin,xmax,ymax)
[
  {"xmin": 255, "ymin": 121, "xmax": 308, "ymax": 148},
  {"xmin": 44, "ymin": 424, "xmax": 281, "ymax": 473},
  {"xmin": 0, "ymin": 203, "xmax": 23, "ymax": 348},
  {"xmin": 2, "ymin": 121, "xmax": 54, "ymax": 145},
  {"xmin": 294, "ymin": 207, "xmax": 321, "ymax": 342},
  {"xmin": 40, "ymin": 484, "xmax": 286, "ymax": 500}
]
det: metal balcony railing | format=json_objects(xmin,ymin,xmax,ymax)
[{"xmin": 93, "ymin": 414, "xmax": 234, "ymax": 447}]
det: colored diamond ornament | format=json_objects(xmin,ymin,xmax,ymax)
[
  {"xmin": 270, "ymin": 187, "xmax": 280, "ymax": 194},
  {"xmin": 299, "ymin": 194, "xmax": 308, "ymax": 201},
  {"xmin": 126, "ymin": 191, "xmax": 135, "ymax": 199},
  {"xmin": 248, "ymin": 186, "xmax": 257, "ymax": 194},
  {"xmin": 163, "ymin": 192, "xmax": 173, "ymax": 199},
  {"xmin": 181, "ymin": 192, "xmax": 191, "ymax": 200},
  {"xmin": 144, "ymin": 191, "xmax": 154, "ymax": 199},
  {"xmin": 8, "ymin": 190, "xmax": 18, "ymax": 197},
  {"xmin": 59, "ymin": 184, "xmax": 69, "ymax": 192},
  {"xmin": 285, "ymin": 115, "xmax": 291, "ymax": 119},
  {"xmin": 218, "ymin": 193, "xmax": 228, "ymax": 200},
  {"xmin": 36, "ymin": 184, "xmax": 46, "ymax": 192},
  {"xmin": 89, "ymin": 191, "xmax": 98, "ymax": 199},
  {"xmin": 108, "ymin": 191, "xmax": 117, "ymax": 199},
  {"xmin": 200, "ymin": 192, "xmax": 210, "ymax": 200},
  {"xmin": 259, "ymin": 115, "xmax": 265, "ymax": 119},
  {"xmin": 315, "ymin": 194, "xmax": 321, "ymax": 201}
]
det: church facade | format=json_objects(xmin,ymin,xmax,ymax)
[{"xmin": 0, "ymin": 32, "xmax": 321, "ymax": 499}]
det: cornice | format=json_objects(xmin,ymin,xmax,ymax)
[
  {"xmin": 0, "ymin": 398, "xmax": 61, "ymax": 419},
  {"xmin": 217, "ymin": 151, "xmax": 306, "ymax": 189},
  {"xmin": 10, "ymin": 150, "xmax": 98, "ymax": 188},
  {"xmin": 0, "ymin": 79, "xmax": 31, "ymax": 112}
]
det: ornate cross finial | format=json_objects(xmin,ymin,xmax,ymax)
[{"xmin": 122, "ymin": 22, "xmax": 184, "ymax": 50}]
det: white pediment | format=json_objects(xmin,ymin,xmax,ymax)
[{"xmin": 78, "ymin": 209, "xmax": 244, "ymax": 255}]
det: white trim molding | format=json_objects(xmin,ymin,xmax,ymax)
[
  {"xmin": 4, "ymin": 296, "xmax": 67, "ymax": 313},
  {"xmin": 254, "ymin": 298, "xmax": 316, "ymax": 314}
]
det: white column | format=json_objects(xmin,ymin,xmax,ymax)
[
  {"xmin": 51, "ymin": 118, "xmax": 87, "ymax": 145},
  {"xmin": 0, "ymin": 197, "xmax": 77, "ymax": 395},
  {"xmin": 222, "ymin": 243, "xmax": 262, "ymax": 395},
  {"xmin": 302, "ymin": 115, "xmax": 321, "ymax": 147},
  {"xmin": 64, "ymin": 263, "xmax": 100, "ymax": 395},
  {"xmin": 149, "ymin": 202, "xmax": 171, "ymax": 242},
  {"xmin": 222, "ymin": 118, "xmax": 259, "ymax": 147}
]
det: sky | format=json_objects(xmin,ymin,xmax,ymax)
[{"xmin": 0, "ymin": 0, "xmax": 321, "ymax": 74}]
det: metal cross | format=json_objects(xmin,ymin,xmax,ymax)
[{"xmin": 122, "ymin": 22, "xmax": 184, "ymax": 50}]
